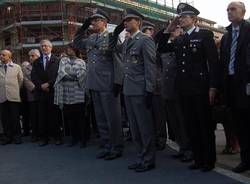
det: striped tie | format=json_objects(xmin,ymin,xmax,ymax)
[{"xmin": 228, "ymin": 29, "xmax": 238, "ymax": 75}]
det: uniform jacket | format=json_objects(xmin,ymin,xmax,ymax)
[
  {"xmin": 0, "ymin": 61, "xmax": 23, "ymax": 103},
  {"xmin": 167, "ymin": 27, "xmax": 219, "ymax": 95},
  {"xmin": 160, "ymin": 52, "xmax": 178, "ymax": 100},
  {"xmin": 21, "ymin": 61, "xmax": 36, "ymax": 102},
  {"xmin": 174, "ymin": 27, "xmax": 219, "ymax": 95},
  {"xmin": 31, "ymin": 54, "xmax": 60, "ymax": 101},
  {"xmin": 122, "ymin": 31, "xmax": 157, "ymax": 96},
  {"xmin": 73, "ymin": 29, "xmax": 123, "ymax": 91},
  {"xmin": 220, "ymin": 20, "xmax": 250, "ymax": 108}
]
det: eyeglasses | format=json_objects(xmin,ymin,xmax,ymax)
[{"xmin": 227, "ymin": 7, "xmax": 237, "ymax": 12}]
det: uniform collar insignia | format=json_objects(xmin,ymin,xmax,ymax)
[{"xmin": 195, "ymin": 27, "xmax": 200, "ymax": 32}]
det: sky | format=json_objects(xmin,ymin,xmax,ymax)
[{"xmin": 194, "ymin": 0, "xmax": 250, "ymax": 27}]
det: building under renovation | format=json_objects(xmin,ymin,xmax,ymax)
[{"xmin": 0, "ymin": 0, "xmax": 225, "ymax": 62}]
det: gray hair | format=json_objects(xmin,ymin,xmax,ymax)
[
  {"xmin": 40, "ymin": 39, "xmax": 53, "ymax": 48},
  {"xmin": 28, "ymin": 49, "xmax": 40, "ymax": 57}
]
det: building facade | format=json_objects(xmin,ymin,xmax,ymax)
[{"xmin": 0, "ymin": 0, "xmax": 225, "ymax": 62}]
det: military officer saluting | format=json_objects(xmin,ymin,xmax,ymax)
[
  {"xmin": 141, "ymin": 20, "xmax": 168, "ymax": 151},
  {"xmin": 73, "ymin": 9, "xmax": 123, "ymax": 160},
  {"xmin": 120, "ymin": 8, "xmax": 157, "ymax": 172},
  {"xmin": 162, "ymin": 3, "xmax": 220, "ymax": 172}
]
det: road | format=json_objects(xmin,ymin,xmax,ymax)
[{"xmin": 0, "ymin": 137, "xmax": 248, "ymax": 184}]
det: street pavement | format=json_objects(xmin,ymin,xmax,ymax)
[{"xmin": 0, "ymin": 132, "xmax": 249, "ymax": 184}]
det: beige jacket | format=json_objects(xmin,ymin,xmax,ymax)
[{"xmin": 0, "ymin": 61, "xmax": 23, "ymax": 103}]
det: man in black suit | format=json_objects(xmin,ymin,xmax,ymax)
[
  {"xmin": 31, "ymin": 39, "xmax": 62, "ymax": 146},
  {"xmin": 220, "ymin": 1, "xmax": 250, "ymax": 173},
  {"xmin": 161, "ymin": 3, "xmax": 220, "ymax": 172}
]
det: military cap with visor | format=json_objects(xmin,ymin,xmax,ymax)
[
  {"xmin": 123, "ymin": 8, "xmax": 144, "ymax": 21},
  {"xmin": 90, "ymin": 8, "xmax": 110, "ymax": 22},
  {"xmin": 177, "ymin": 3, "xmax": 200, "ymax": 16}
]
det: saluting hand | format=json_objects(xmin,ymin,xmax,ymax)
[{"xmin": 166, "ymin": 17, "xmax": 180, "ymax": 33}]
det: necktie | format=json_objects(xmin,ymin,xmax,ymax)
[
  {"xmin": 228, "ymin": 29, "xmax": 238, "ymax": 75},
  {"xmin": 45, "ymin": 55, "xmax": 49, "ymax": 70},
  {"xmin": 3, "ymin": 64, "xmax": 7, "ymax": 73}
]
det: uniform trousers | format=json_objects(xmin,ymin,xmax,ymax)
[
  {"xmin": 125, "ymin": 95, "xmax": 156, "ymax": 165},
  {"xmin": 179, "ymin": 94, "xmax": 216, "ymax": 166},
  {"xmin": 91, "ymin": 90, "xmax": 123, "ymax": 152}
]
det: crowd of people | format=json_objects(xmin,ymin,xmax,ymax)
[{"xmin": 0, "ymin": 1, "xmax": 250, "ymax": 174}]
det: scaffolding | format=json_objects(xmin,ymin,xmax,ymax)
[
  {"xmin": 0, "ymin": 0, "xmax": 92, "ymax": 61},
  {"xmin": 0, "ymin": 0, "xmax": 222, "ymax": 62}
]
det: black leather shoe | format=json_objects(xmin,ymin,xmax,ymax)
[
  {"xmin": 128, "ymin": 163, "xmax": 141, "ymax": 170},
  {"xmin": 105, "ymin": 151, "xmax": 122, "ymax": 160},
  {"xmin": 188, "ymin": 163, "xmax": 202, "ymax": 170},
  {"xmin": 181, "ymin": 155, "xmax": 193, "ymax": 162},
  {"xmin": 14, "ymin": 138, "xmax": 22, "ymax": 145},
  {"xmin": 201, "ymin": 164, "xmax": 215, "ymax": 172},
  {"xmin": 31, "ymin": 137, "xmax": 38, "ymax": 143},
  {"xmin": 55, "ymin": 140, "xmax": 63, "ymax": 145},
  {"xmin": 1, "ymin": 139, "xmax": 12, "ymax": 145},
  {"xmin": 39, "ymin": 141, "xmax": 48, "ymax": 147},
  {"xmin": 80, "ymin": 142, "xmax": 87, "ymax": 148},
  {"xmin": 172, "ymin": 153, "xmax": 184, "ymax": 159},
  {"xmin": 232, "ymin": 163, "xmax": 250, "ymax": 173},
  {"xmin": 68, "ymin": 141, "xmax": 78, "ymax": 147},
  {"xmin": 156, "ymin": 144, "xmax": 166, "ymax": 151},
  {"xmin": 135, "ymin": 164, "xmax": 155, "ymax": 172},
  {"xmin": 96, "ymin": 150, "xmax": 110, "ymax": 159}
]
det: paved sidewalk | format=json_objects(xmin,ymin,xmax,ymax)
[
  {"xmin": 0, "ymin": 138, "xmax": 246, "ymax": 184},
  {"xmin": 215, "ymin": 124, "xmax": 250, "ymax": 178}
]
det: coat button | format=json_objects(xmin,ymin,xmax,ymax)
[
  {"xmin": 125, "ymin": 67, "xmax": 129, "ymax": 69},
  {"xmin": 183, "ymin": 46, "xmax": 186, "ymax": 49},
  {"xmin": 182, "ymin": 69, "xmax": 185, "ymax": 72},
  {"xmin": 166, "ymin": 69, "xmax": 168, "ymax": 72},
  {"xmin": 183, "ymin": 53, "xmax": 186, "ymax": 56},
  {"xmin": 182, "ymin": 62, "xmax": 185, "ymax": 65}
]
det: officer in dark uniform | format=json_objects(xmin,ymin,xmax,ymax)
[
  {"xmin": 156, "ymin": 26, "xmax": 193, "ymax": 162},
  {"xmin": 73, "ymin": 9, "xmax": 123, "ymax": 160},
  {"xmin": 160, "ymin": 3, "xmax": 220, "ymax": 172},
  {"xmin": 141, "ymin": 21, "xmax": 168, "ymax": 151},
  {"xmin": 120, "ymin": 8, "xmax": 157, "ymax": 172}
]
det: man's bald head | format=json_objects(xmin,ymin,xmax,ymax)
[
  {"xmin": 227, "ymin": 1, "xmax": 246, "ymax": 25},
  {"xmin": 0, "ymin": 50, "xmax": 12, "ymax": 63}
]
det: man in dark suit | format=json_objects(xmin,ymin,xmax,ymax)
[
  {"xmin": 31, "ymin": 39, "xmax": 62, "ymax": 146},
  {"xmin": 220, "ymin": 1, "xmax": 250, "ymax": 173},
  {"xmin": 162, "ymin": 3, "xmax": 220, "ymax": 172},
  {"xmin": 120, "ymin": 8, "xmax": 157, "ymax": 172}
]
